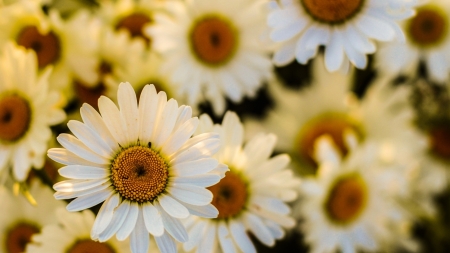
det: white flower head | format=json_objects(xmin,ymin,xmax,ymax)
[
  {"xmin": 268, "ymin": 0, "xmax": 417, "ymax": 72},
  {"xmin": 49, "ymin": 82, "xmax": 224, "ymax": 253},
  {"xmin": 0, "ymin": 42, "xmax": 65, "ymax": 182},
  {"xmin": 376, "ymin": 0, "xmax": 450, "ymax": 83},
  {"xmin": 298, "ymin": 137, "xmax": 417, "ymax": 253},
  {"xmin": 147, "ymin": 0, "xmax": 273, "ymax": 115},
  {"xmin": 183, "ymin": 111, "xmax": 300, "ymax": 253},
  {"xmin": 26, "ymin": 208, "xmax": 132, "ymax": 253}
]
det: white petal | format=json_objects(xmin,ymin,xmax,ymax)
[
  {"xmin": 183, "ymin": 219, "xmax": 207, "ymax": 251},
  {"xmin": 155, "ymin": 202, "xmax": 188, "ymax": 242},
  {"xmin": 176, "ymin": 201, "xmax": 218, "ymax": 218},
  {"xmin": 98, "ymin": 201, "xmax": 130, "ymax": 241},
  {"xmin": 130, "ymin": 209, "xmax": 150, "ymax": 253},
  {"xmin": 58, "ymin": 165, "xmax": 109, "ymax": 179},
  {"xmin": 143, "ymin": 202, "xmax": 164, "ymax": 236},
  {"xmin": 57, "ymin": 134, "xmax": 109, "ymax": 164},
  {"xmin": 54, "ymin": 182, "xmax": 110, "ymax": 200},
  {"xmin": 80, "ymin": 103, "xmax": 119, "ymax": 152},
  {"xmin": 172, "ymin": 158, "xmax": 218, "ymax": 177},
  {"xmin": 218, "ymin": 222, "xmax": 237, "ymax": 253},
  {"xmin": 244, "ymin": 213, "xmax": 274, "ymax": 246},
  {"xmin": 53, "ymin": 178, "xmax": 109, "ymax": 192},
  {"xmin": 161, "ymin": 117, "xmax": 199, "ymax": 156},
  {"xmin": 229, "ymin": 220, "xmax": 256, "ymax": 253},
  {"xmin": 198, "ymin": 222, "xmax": 217, "ymax": 253},
  {"xmin": 116, "ymin": 202, "xmax": 139, "ymax": 241},
  {"xmin": 270, "ymin": 18, "xmax": 306, "ymax": 42},
  {"xmin": 153, "ymin": 99, "xmax": 179, "ymax": 148},
  {"xmin": 67, "ymin": 120, "xmax": 113, "ymax": 159},
  {"xmin": 66, "ymin": 189, "xmax": 112, "ymax": 212},
  {"xmin": 325, "ymin": 30, "xmax": 345, "ymax": 72},
  {"xmin": 98, "ymin": 96, "xmax": 128, "ymax": 146},
  {"xmin": 138, "ymin": 85, "xmax": 158, "ymax": 144},
  {"xmin": 169, "ymin": 184, "xmax": 213, "ymax": 206},
  {"xmin": 48, "ymin": 148, "xmax": 102, "ymax": 167},
  {"xmin": 118, "ymin": 82, "xmax": 140, "ymax": 142},
  {"xmin": 91, "ymin": 194, "xmax": 120, "ymax": 237},
  {"xmin": 172, "ymin": 174, "xmax": 221, "ymax": 187},
  {"xmin": 158, "ymin": 194, "xmax": 190, "ymax": 219},
  {"xmin": 356, "ymin": 15, "xmax": 395, "ymax": 42},
  {"xmin": 154, "ymin": 232, "xmax": 177, "ymax": 253}
]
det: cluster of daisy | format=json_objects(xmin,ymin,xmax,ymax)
[{"xmin": 0, "ymin": 0, "xmax": 450, "ymax": 252}]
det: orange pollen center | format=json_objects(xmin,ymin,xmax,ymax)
[
  {"xmin": 67, "ymin": 239, "xmax": 115, "ymax": 253},
  {"xmin": 116, "ymin": 13, "xmax": 151, "ymax": 43},
  {"xmin": 190, "ymin": 16, "xmax": 237, "ymax": 66},
  {"xmin": 325, "ymin": 176, "xmax": 367, "ymax": 223},
  {"xmin": 0, "ymin": 95, "xmax": 31, "ymax": 142},
  {"xmin": 6, "ymin": 223, "xmax": 39, "ymax": 253},
  {"xmin": 301, "ymin": 0, "xmax": 364, "ymax": 24},
  {"xmin": 299, "ymin": 115, "xmax": 361, "ymax": 167},
  {"xmin": 111, "ymin": 146, "xmax": 169, "ymax": 203},
  {"xmin": 16, "ymin": 26, "xmax": 60, "ymax": 68},
  {"xmin": 429, "ymin": 124, "xmax": 450, "ymax": 160},
  {"xmin": 207, "ymin": 171, "xmax": 247, "ymax": 219},
  {"xmin": 407, "ymin": 7, "xmax": 448, "ymax": 46}
]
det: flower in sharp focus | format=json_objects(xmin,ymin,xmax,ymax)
[
  {"xmin": 48, "ymin": 82, "xmax": 223, "ymax": 253},
  {"xmin": 146, "ymin": 0, "xmax": 273, "ymax": 115},
  {"xmin": 0, "ymin": 180, "xmax": 65, "ymax": 253},
  {"xmin": 298, "ymin": 137, "xmax": 417, "ymax": 253},
  {"xmin": 376, "ymin": 0, "xmax": 450, "ymax": 83},
  {"xmin": 183, "ymin": 111, "xmax": 300, "ymax": 253},
  {"xmin": 0, "ymin": 43, "xmax": 65, "ymax": 182},
  {"xmin": 268, "ymin": 0, "xmax": 417, "ymax": 72},
  {"xmin": 26, "ymin": 208, "xmax": 132, "ymax": 253}
]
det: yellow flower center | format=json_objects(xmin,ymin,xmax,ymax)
[
  {"xmin": 189, "ymin": 16, "xmax": 238, "ymax": 66},
  {"xmin": 207, "ymin": 171, "xmax": 247, "ymax": 219},
  {"xmin": 325, "ymin": 176, "xmax": 367, "ymax": 223},
  {"xmin": 116, "ymin": 12, "xmax": 151, "ymax": 44},
  {"xmin": 428, "ymin": 124, "xmax": 450, "ymax": 160},
  {"xmin": 0, "ymin": 95, "xmax": 31, "ymax": 142},
  {"xmin": 6, "ymin": 223, "xmax": 39, "ymax": 253},
  {"xmin": 111, "ymin": 145, "xmax": 169, "ymax": 203},
  {"xmin": 297, "ymin": 113, "xmax": 362, "ymax": 168},
  {"xmin": 407, "ymin": 6, "xmax": 448, "ymax": 47},
  {"xmin": 16, "ymin": 26, "xmax": 60, "ymax": 68},
  {"xmin": 67, "ymin": 240, "xmax": 115, "ymax": 253},
  {"xmin": 301, "ymin": 0, "xmax": 364, "ymax": 24}
]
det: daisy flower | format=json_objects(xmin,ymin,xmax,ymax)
[
  {"xmin": 97, "ymin": 0, "xmax": 164, "ymax": 46},
  {"xmin": 74, "ymin": 28, "xmax": 146, "ymax": 109},
  {"xmin": 26, "ymin": 208, "xmax": 132, "ymax": 253},
  {"xmin": 268, "ymin": 0, "xmax": 417, "ymax": 72},
  {"xmin": 258, "ymin": 55, "xmax": 422, "ymax": 175},
  {"xmin": 0, "ymin": 180, "xmax": 65, "ymax": 253},
  {"xmin": 146, "ymin": 0, "xmax": 273, "ymax": 115},
  {"xmin": 298, "ymin": 137, "xmax": 417, "ymax": 253},
  {"xmin": 0, "ymin": 0, "xmax": 99, "ymax": 97},
  {"xmin": 49, "ymin": 82, "xmax": 223, "ymax": 253},
  {"xmin": 376, "ymin": 0, "xmax": 450, "ymax": 83},
  {"xmin": 103, "ymin": 52, "xmax": 186, "ymax": 108},
  {"xmin": 0, "ymin": 43, "xmax": 65, "ymax": 182},
  {"xmin": 183, "ymin": 111, "xmax": 300, "ymax": 253}
]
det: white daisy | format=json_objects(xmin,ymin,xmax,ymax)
[
  {"xmin": 183, "ymin": 111, "xmax": 300, "ymax": 253},
  {"xmin": 376, "ymin": 0, "xmax": 450, "ymax": 83},
  {"xmin": 103, "ymin": 52, "xmax": 186, "ymax": 109},
  {"xmin": 0, "ymin": 43, "xmax": 65, "ymax": 182},
  {"xmin": 97, "ymin": 0, "xmax": 164, "ymax": 46},
  {"xmin": 268, "ymin": 0, "xmax": 417, "ymax": 72},
  {"xmin": 146, "ymin": 0, "xmax": 273, "ymax": 115},
  {"xmin": 258, "ymin": 55, "xmax": 423, "ymax": 176},
  {"xmin": 26, "ymin": 208, "xmax": 132, "ymax": 253},
  {"xmin": 0, "ymin": 0, "xmax": 99, "ymax": 98},
  {"xmin": 48, "ymin": 82, "xmax": 224, "ymax": 253},
  {"xmin": 0, "ymin": 179, "xmax": 65, "ymax": 253},
  {"xmin": 73, "ymin": 28, "xmax": 146, "ymax": 109},
  {"xmin": 298, "ymin": 137, "xmax": 417, "ymax": 253}
]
